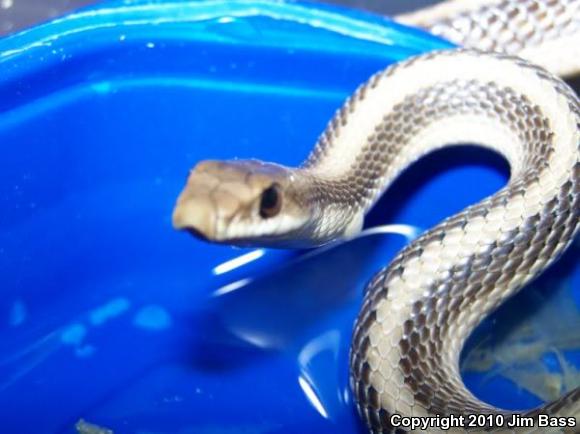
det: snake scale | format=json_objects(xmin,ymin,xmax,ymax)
[{"xmin": 172, "ymin": 0, "xmax": 580, "ymax": 432}]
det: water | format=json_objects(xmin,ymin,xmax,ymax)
[{"xmin": 0, "ymin": 1, "xmax": 577, "ymax": 433}]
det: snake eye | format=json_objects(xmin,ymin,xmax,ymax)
[{"xmin": 259, "ymin": 183, "xmax": 282, "ymax": 218}]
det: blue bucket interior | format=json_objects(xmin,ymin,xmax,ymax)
[{"xmin": 0, "ymin": 1, "xmax": 578, "ymax": 433}]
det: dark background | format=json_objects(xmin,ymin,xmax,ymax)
[{"xmin": 0, "ymin": 0, "xmax": 439, "ymax": 36}]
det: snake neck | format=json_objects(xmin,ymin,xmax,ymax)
[{"xmin": 299, "ymin": 49, "xmax": 579, "ymax": 244}]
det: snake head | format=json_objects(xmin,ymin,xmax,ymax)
[{"xmin": 172, "ymin": 159, "xmax": 312, "ymax": 247}]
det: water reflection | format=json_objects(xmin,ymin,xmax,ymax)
[
  {"xmin": 190, "ymin": 225, "xmax": 416, "ymax": 420},
  {"xmin": 207, "ymin": 225, "xmax": 415, "ymax": 351},
  {"xmin": 462, "ymin": 240, "xmax": 580, "ymax": 410},
  {"xmin": 192, "ymin": 224, "xmax": 580, "ymax": 418},
  {"xmin": 212, "ymin": 278, "xmax": 253, "ymax": 297},
  {"xmin": 298, "ymin": 329, "xmax": 342, "ymax": 420},
  {"xmin": 212, "ymin": 249, "xmax": 265, "ymax": 275}
]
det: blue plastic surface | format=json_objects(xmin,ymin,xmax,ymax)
[{"xmin": 0, "ymin": 1, "xmax": 578, "ymax": 433}]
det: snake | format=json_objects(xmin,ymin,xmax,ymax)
[{"xmin": 172, "ymin": 0, "xmax": 580, "ymax": 432}]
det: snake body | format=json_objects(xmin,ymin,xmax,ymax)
[
  {"xmin": 173, "ymin": 1, "xmax": 580, "ymax": 432},
  {"xmin": 396, "ymin": 0, "xmax": 580, "ymax": 77}
]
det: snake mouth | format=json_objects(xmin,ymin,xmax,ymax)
[
  {"xmin": 179, "ymin": 226, "xmax": 253, "ymax": 247},
  {"xmin": 183, "ymin": 226, "xmax": 211, "ymax": 241}
]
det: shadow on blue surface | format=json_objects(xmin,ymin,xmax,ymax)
[{"xmin": 0, "ymin": 1, "xmax": 577, "ymax": 433}]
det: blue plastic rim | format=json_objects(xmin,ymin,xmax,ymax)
[{"xmin": 0, "ymin": 1, "xmax": 578, "ymax": 433}]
